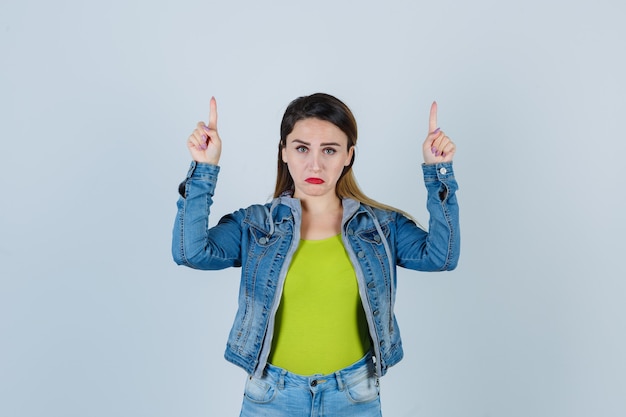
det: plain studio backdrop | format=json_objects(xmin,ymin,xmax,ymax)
[{"xmin": 1, "ymin": 1, "xmax": 624, "ymax": 416}]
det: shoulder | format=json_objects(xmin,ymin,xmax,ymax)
[
  {"xmin": 235, "ymin": 199, "xmax": 295, "ymax": 226},
  {"xmin": 359, "ymin": 202, "xmax": 402, "ymax": 222},
  {"xmin": 359, "ymin": 202, "xmax": 420, "ymax": 235}
]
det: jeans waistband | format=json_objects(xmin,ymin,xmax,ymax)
[{"xmin": 263, "ymin": 351, "xmax": 377, "ymax": 392}]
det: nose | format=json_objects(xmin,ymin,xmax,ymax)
[{"xmin": 310, "ymin": 151, "xmax": 322, "ymax": 172}]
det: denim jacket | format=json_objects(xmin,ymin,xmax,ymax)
[{"xmin": 172, "ymin": 162, "xmax": 460, "ymax": 377}]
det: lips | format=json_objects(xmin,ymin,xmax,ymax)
[{"xmin": 305, "ymin": 178, "xmax": 324, "ymax": 184}]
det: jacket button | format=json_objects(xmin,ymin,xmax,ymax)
[
  {"xmin": 348, "ymin": 229, "xmax": 354, "ymax": 235},
  {"xmin": 259, "ymin": 237, "xmax": 267, "ymax": 244},
  {"xmin": 374, "ymin": 235, "xmax": 381, "ymax": 243},
  {"xmin": 439, "ymin": 167, "xmax": 447, "ymax": 175},
  {"xmin": 373, "ymin": 310, "xmax": 380, "ymax": 316},
  {"xmin": 357, "ymin": 251, "xmax": 365, "ymax": 258},
  {"xmin": 367, "ymin": 282, "xmax": 375, "ymax": 289},
  {"xmin": 310, "ymin": 380, "xmax": 317, "ymax": 387}
]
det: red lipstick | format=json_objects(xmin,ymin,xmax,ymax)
[{"xmin": 305, "ymin": 178, "xmax": 324, "ymax": 184}]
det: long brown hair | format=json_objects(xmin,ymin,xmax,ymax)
[{"xmin": 274, "ymin": 93, "xmax": 410, "ymax": 217}]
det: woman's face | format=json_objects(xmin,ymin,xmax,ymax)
[{"xmin": 282, "ymin": 118, "xmax": 354, "ymax": 201}]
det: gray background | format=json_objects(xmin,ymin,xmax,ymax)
[{"xmin": 2, "ymin": 0, "xmax": 625, "ymax": 416}]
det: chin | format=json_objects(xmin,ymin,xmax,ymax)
[{"xmin": 295, "ymin": 186, "xmax": 331, "ymax": 198}]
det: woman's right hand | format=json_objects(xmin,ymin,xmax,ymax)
[{"xmin": 187, "ymin": 96, "xmax": 222, "ymax": 165}]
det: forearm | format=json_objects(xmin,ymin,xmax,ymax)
[
  {"xmin": 422, "ymin": 162, "xmax": 460, "ymax": 270},
  {"xmin": 171, "ymin": 162, "xmax": 229, "ymax": 269}
]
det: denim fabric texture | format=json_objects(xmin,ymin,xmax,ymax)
[
  {"xmin": 239, "ymin": 352, "xmax": 381, "ymax": 417},
  {"xmin": 172, "ymin": 161, "xmax": 460, "ymax": 377}
]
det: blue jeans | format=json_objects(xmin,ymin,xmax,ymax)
[{"xmin": 239, "ymin": 352, "xmax": 382, "ymax": 417}]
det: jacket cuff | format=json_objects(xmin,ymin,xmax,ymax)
[
  {"xmin": 422, "ymin": 162, "xmax": 454, "ymax": 182},
  {"xmin": 178, "ymin": 161, "xmax": 221, "ymax": 198}
]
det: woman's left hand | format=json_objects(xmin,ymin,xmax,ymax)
[{"xmin": 422, "ymin": 101, "xmax": 456, "ymax": 164}]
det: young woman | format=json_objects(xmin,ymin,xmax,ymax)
[{"xmin": 173, "ymin": 93, "xmax": 459, "ymax": 416}]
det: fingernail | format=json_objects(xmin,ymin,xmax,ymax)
[
  {"xmin": 441, "ymin": 152, "xmax": 446, "ymax": 157},
  {"xmin": 200, "ymin": 143, "xmax": 207, "ymax": 150},
  {"xmin": 432, "ymin": 127, "xmax": 441, "ymax": 135},
  {"xmin": 203, "ymin": 126, "xmax": 211, "ymax": 133},
  {"xmin": 431, "ymin": 146, "xmax": 437, "ymax": 155}
]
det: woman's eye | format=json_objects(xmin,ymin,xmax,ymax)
[
  {"xmin": 296, "ymin": 146, "xmax": 308, "ymax": 153},
  {"xmin": 323, "ymin": 148, "xmax": 336, "ymax": 155}
]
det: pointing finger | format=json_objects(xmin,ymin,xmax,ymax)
[
  {"xmin": 208, "ymin": 96, "xmax": 218, "ymax": 130},
  {"xmin": 429, "ymin": 101, "xmax": 438, "ymax": 133}
]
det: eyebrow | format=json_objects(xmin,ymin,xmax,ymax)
[{"xmin": 290, "ymin": 139, "xmax": 342, "ymax": 147}]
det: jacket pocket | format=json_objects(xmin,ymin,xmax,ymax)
[{"xmin": 355, "ymin": 223, "xmax": 390, "ymax": 244}]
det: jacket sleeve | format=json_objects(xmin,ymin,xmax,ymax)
[
  {"xmin": 171, "ymin": 162, "xmax": 243, "ymax": 270},
  {"xmin": 395, "ymin": 162, "xmax": 460, "ymax": 271}
]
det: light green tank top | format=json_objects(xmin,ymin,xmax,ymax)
[{"xmin": 268, "ymin": 234, "xmax": 371, "ymax": 375}]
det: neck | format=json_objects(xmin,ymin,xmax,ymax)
[
  {"xmin": 297, "ymin": 194, "xmax": 344, "ymax": 241},
  {"xmin": 298, "ymin": 195, "xmax": 342, "ymax": 215}
]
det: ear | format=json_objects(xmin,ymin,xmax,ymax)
[
  {"xmin": 345, "ymin": 146, "xmax": 355, "ymax": 166},
  {"xmin": 281, "ymin": 147, "xmax": 287, "ymax": 163}
]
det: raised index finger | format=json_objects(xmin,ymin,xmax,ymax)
[
  {"xmin": 208, "ymin": 96, "xmax": 218, "ymax": 130},
  {"xmin": 429, "ymin": 101, "xmax": 438, "ymax": 133}
]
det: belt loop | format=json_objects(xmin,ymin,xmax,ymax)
[
  {"xmin": 334, "ymin": 370, "xmax": 345, "ymax": 391},
  {"xmin": 278, "ymin": 369, "xmax": 286, "ymax": 390}
]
